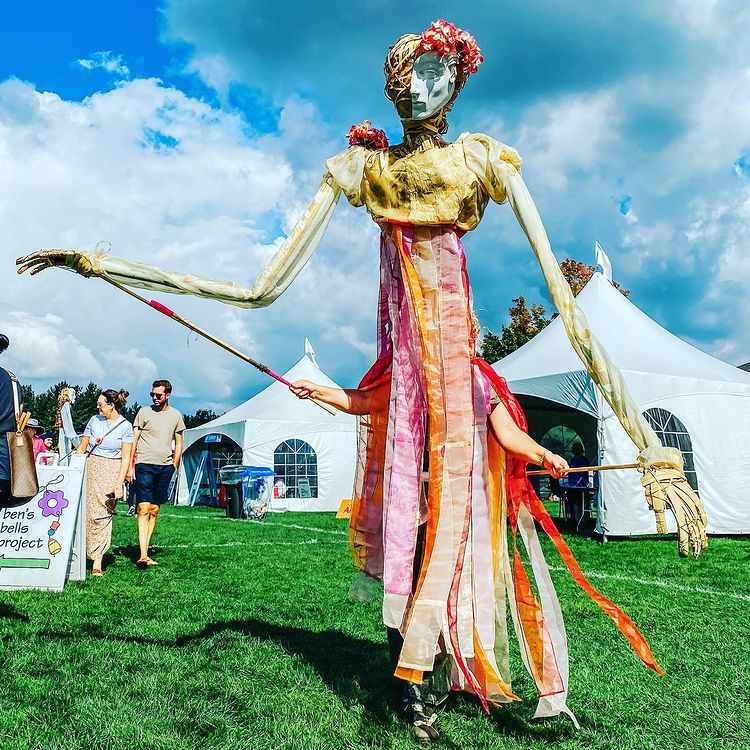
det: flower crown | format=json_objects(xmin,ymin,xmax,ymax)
[
  {"xmin": 419, "ymin": 19, "xmax": 483, "ymax": 75},
  {"xmin": 347, "ymin": 120, "xmax": 389, "ymax": 150}
]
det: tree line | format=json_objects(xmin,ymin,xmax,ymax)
[
  {"xmin": 18, "ymin": 380, "xmax": 219, "ymax": 433},
  {"xmin": 480, "ymin": 259, "xmax": 629, "ymax": 364}
]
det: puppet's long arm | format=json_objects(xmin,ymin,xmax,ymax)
[
  {"xmin": 17, "ymin": 175, "xmax": 341, "ymax": 309},
  {"xmin": 500, "ymin": 165, "xmax": 658, "ymax": 451},
  {"xmin": 499, "ymin": 163, "xmax": 708, "ymax": 555}
]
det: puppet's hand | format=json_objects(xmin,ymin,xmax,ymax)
[
  {"xmin": 16, "ymin": 249, "xmax": 95, "ymax": 277},
  {"xmin": 640, "ymin": 466, "xmax": 708, "ymax": 557},
  {"xmin": 638, "ymin": 447, "xmax": 708, "ymax": 557}
]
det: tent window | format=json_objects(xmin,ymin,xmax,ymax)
[
  {"xmin": 208, "ymin": 441, "xmax": 243, "ymax": 475},
  {"xmin": 540, "ymin": 426, "xmax": 585, "ymax": 460},
  {"xmin": 643, "ymin": 408, "xmax": 699, "ymax": 492},
  {"xmin": 273, "ymin": 439, "xmax": 318, "ymax": 498}
]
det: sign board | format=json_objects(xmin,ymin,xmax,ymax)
[
  {"xmin": 0, "ymin": 455, "xmax": 86, "ymax": 591},
  {"xmin": 336, "ymin": 498, "xmax": 352, "ymax": 519},
  {"xmin": 204, "ymin": 434, "xmax": 222, "ymax": 443}
]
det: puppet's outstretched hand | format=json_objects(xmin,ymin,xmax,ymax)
[
  {"xmin": 16, "ymin": 249, "xmax": 94, "ymax": 277},
  {"xmin": 639, "ymin": 447, "xmax": 708, "ymax": 557}
]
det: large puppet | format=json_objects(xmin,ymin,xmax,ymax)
[{"xmin": 18, "ymin": 19, "xmax": 707, "ymax": 738}]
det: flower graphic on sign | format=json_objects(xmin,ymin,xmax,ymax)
[{"xmin": 38, "ymin": 490, "xmax": 69, "ymax": 518}]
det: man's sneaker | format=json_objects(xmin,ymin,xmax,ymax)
[{"xmin": 126, "ymin": 506, "xmax": 136, "ymax": 517}]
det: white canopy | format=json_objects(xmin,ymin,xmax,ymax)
[
  {"xmin": 178, "ymin": 341, "xmax": 357, "ymax": 511},
  {"xmin": 495, "ymin": 271, "xmax": 750, "ymax": 536}
]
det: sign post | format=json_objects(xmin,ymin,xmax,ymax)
[{"xmin": 0, "ymin": 455, "xmax": 86, "ymax": 591}]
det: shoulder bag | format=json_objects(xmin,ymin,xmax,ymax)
[{"xmin": 5, "ymin": 371, "xmax": 39, "ymax": 498}]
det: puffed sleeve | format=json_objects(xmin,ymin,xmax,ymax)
[
  {"xmin": 461, "ymin": 133, "xmax": 522, "ymax": 205},
  {"xmin": 326, "ymin": 146, "xmax": 367, "ymax": 207}
]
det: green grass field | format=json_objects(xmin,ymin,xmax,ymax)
[{"xmin": 0, "ymin": 506, "xmax": 747, "ymax": 750}]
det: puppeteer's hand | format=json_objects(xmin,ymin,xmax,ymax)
[
  {"xmin": 289, "ymin": 380, "xmax": 322, "ymax": 401},
  {"xmin": 16, "ymin": 249, "xmax": 95, "ymax": 277},
  {"xmin": 545, "ymin": 453, "xmax": 568, "ymax": 479}
]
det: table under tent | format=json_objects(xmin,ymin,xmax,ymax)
[
  {"xmin": 177, "ymin": 342, "xmax": 357, "ymax": 512},
  {"xmin": 494, "ymin": 269, "xmax": 750, "ymax": 537}
]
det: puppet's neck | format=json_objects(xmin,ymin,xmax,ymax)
[{"xmin": 400, "ymin": 117, "xmax": 448, "ymax": 153}]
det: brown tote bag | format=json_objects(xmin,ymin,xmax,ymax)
[{"xmin": 5, "ymin": 372, "xmax": 39, "ymax": 498}]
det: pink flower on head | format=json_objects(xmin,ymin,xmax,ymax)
[
  {"xmin": 419, "ymin": 19, "xmax": 483, "ymax": 76},
  {"xmin": 347, "ymin": 120, "xmax": 389, "ymax": 150}
]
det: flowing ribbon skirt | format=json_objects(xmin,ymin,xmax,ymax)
[{"xmin": 349, "ymin": 223, "xmax": 661, "ymax": 719}]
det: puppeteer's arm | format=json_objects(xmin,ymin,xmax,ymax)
[
  {"xmin": 289, "ymin": 379, "xmax": 372, "ymax": 415},
  {"xmin": 17, "ymin": 175, "xmax": 342, "ymax": 309}
]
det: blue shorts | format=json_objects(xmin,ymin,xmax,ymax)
[{"xmin": 134, "ymin": 463, "xmax": 175, "ymax": 506}]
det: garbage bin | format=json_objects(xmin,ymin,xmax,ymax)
[
  {"xmin": 219, "ymin": 465, "xmax": 246, "ymax": 519},
  {"xmin": 241, "ymin": 467, "xmax": 275, "ymax": 520},
  {"xmin": 219, "ymin": 465, "xmax": 275, "ymax": 520}
]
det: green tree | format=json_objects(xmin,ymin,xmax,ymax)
[
  {"xmin": 121, "ymin": 401, "xmax": 142, "ymax": 424},
  {"xmin": 480, "ymin": 296, "xmax": 550, "ymax": 364},
  {"xmin": 19, "ymin": 383, "xmax": 35, "ymax": 416},
  {"xmin": 71, "ymin": 382, "xmax": 101, "ymax": 432},
  {"xmin": 184, "ymin": 409, "xmax": 219, "ymax": 428}
]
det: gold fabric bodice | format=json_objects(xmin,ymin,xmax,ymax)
[{"xmin": 326, "ymin": 133, "xmax": 523, "ymax": 232}]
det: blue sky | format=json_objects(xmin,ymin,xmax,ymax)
[{"xmin": 1, "ymin": 1, "xmax": 749, "ymax": 413}]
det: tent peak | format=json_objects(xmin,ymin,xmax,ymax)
[
  {"xmin": 304, "ymin": 337, "xmax": 318, "ymax": 366},
  {"xmin": 594, "ymin": 241, "xmax": 613, "ymax": 282}
]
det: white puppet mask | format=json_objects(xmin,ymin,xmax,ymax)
[{"xmin": 407, "ymin": 52, "xmax": 457, "ymax": 121}]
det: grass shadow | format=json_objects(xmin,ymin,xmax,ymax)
[
  {"xmin": 112, "ymin": 543, "xmax": 165, "ymax": 563},
  {"xmin": 185, "ymin": 618, "xmax": 405, "ymax": 743},
  {"xmin": 0, "ymin": 603, "xmax": 30, "ymax": 622},
  {"xmin": 50, "ymin": 618, "xmax": 411, "ymax": 745}
]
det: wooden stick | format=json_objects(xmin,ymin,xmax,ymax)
[
  {"xmin": 526, "ymin": 462, "xmax": 639, "ymax": 476},
  {"xmin": 101, "ymin": 277, "xmax": 337, "ymax": 416}
]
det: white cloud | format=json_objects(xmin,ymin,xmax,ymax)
[
  {"xmin": 514, "ymin": 91, "xmax": 620, "ymax": 192},
  {"xmin": 0, "ymin": 76, "xmax": 381, "ymax": 412},
  {"xmin": 100, "ymin": 348, "xmax": 158, "ymax": 385},
  {"xmin": 1, "ymin": 312, "xmax": 104, "ymax": 380},
  {"xmin": 183, "ymin": 53, "xmax": 235, "ymax": 104},
  {"xmin": 77, "ymin": 51, "xmax": 130, "ymax": 78}
]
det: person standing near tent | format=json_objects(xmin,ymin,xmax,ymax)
[
  {"xmin": 128, "ymin": 379, "xmax": 185, "ymax": 568},
  {"xmin": 76, "ymin": 389, "xmax": 133, "ymax": 576},
  {"xmin": 565, "ymin": 442, "xmax": 590, "ymax": 524}
]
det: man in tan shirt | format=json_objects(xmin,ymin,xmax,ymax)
[{"xmin": 129, "ymin": 379, "xmax": 186, "ymax": 568}]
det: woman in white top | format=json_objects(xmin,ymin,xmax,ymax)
[{"xmin": 77, "ymin": 389, "xmax": 134, "ymax": 576}]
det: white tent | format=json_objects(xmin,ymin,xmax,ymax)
[
  {"xmin": 178, "ymin": 341, "xmax": 357, "ymax": 511},
  {"xmin": 494, "ymin": 270, "xmax": 750, "ymax": 536}
]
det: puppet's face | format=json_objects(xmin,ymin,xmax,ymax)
[{"xmin": 407, "ymin": 52, "xmax": 456, "ymax": 120}]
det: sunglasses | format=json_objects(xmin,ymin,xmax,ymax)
[{"xmin": 150, "ymin": 392, "xmax": 167, "ymax": 398}]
